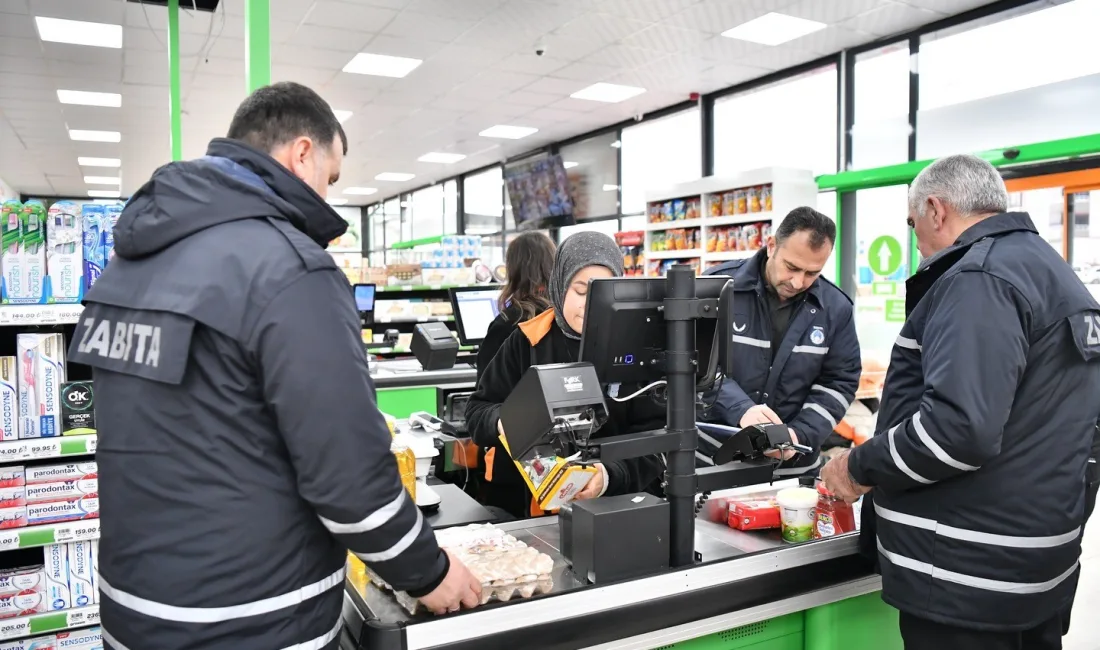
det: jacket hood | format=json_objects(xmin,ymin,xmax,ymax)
[{"xmin": 113, "ymin": 138, "xmax": 348, "ymax": 260}]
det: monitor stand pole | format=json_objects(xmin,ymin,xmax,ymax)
[{"xmin": 664, "ymin": 264, "xmax": 699, "ymax": 568}]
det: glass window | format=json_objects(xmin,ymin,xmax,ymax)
[
  {"xmin": 411, "ymin": 185, "xmax": 443, "ymax": 239},
  {"xmin": 713, "ymin": 65, "xmax": 837, "ymax": 178},
  {"xmin": 464, "ymin": 167, "xmax": 504, "ymax": 235},
  {"xmin": 368, "ymin": 204, "xmax": 384, "ymax": 251},
  {"xmin": 400, "ymin": 196, "xmax": 412, "ymax": 242},
  {"xmin": 620, "ymin": 215, "xmax": 646, "ymax": 232},
  {"xmin": 620, "ymin": 109, "xmax": 701, "ymax": 215},
  {"xmin": 444, "ymin": 180, "xmax": 458, "ymax": 234},
  {"xmin": 853, "ymin": 44, "xmax": 911, "ymax": 168},
  {"xmin": 482, "ymin": 233, "xmax": 505, "ymax": 267},
  {"xmin": 917, "ymin": 0, "xmax": 1100, "ymax": 158},
  {"xmin": 560, "ymin": 132, "xmax": 620, "ymax": 220},
  {"xmin": 558, "ymin": 219, "xmax": 620, "ymax": 244},
  {"xmin": 852, "ymin": 185, "xmax": 911, "ymax": 369},
  {"xmin": 1007, "ymin": 188, "xmax": 1064, "ymax": 255},
  {"xmin": 815, "ymin": 191, "xmax": 838, "ymax": 284},
  {"xmin": 383, "ymin": 199, "xmax": 401, "ymax": 247},
  {"xmin": 1069, "ymin": 190, "xmax": 1100, "ymax": 300}
]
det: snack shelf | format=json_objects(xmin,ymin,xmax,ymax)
[
  {"xmin": 0, "ymin": 304, "xmax": 84, "ymax": 326},
  {"xmin": 707, "ymin": 250, "xmax": 759, "ymax": 262},
  {"xmin": 706, "ymin": 212, "xmax": 775, "ymax": 227},
  {"xmin": 645, "ymin": 217, "xmax": 703, "ymax": 231},
  {"xmin": 370, "ymin": 345, "xmax": 476, "ymax": 355},
  {"xmin": 0, "ymin": 605, "xmax": 99, "ymax": 641},
  {"xmin": 0, "ymin": 435, "xmax": 96, "ymax": 462},
  {"xmin": 377, "ymin": 284, "xmax": 480, "ymax": 293},
  {"xmin": 647, "ymin": 249, "xmax": 702, "ymax": 260},
  {"xmin": 0, "ymin": 519, "xmax": 99, "ymax": 551}
]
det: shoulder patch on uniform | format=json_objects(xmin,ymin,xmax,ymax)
[
  {"xmin": 68, "ymin": 304, "xmax": 194, "ymax": 385},
  {"xmin": 1069, "ymin": 309, "xmax": 1100, "ymax": 362}
]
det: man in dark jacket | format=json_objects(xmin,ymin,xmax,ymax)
[
  {"xmin": 67, "ymin": 82, "xmax": 480, "ymax": 650},
  {"xmin": 822, "ymin": 154, "xmax": 1100, "ymax": 650},
  {"xmin": 701, "ymin": 207, "xmax": 860, "ymax": 474}
]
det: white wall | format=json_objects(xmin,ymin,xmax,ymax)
[{"xmin": 0, "ymin": 176, "xmax": 15, "ymax": 200}]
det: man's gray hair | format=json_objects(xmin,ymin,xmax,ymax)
[{"xmin": 908, "ymin": 154, "xmax": 1009, "ymax": 218}]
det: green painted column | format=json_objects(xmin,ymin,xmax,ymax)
[
  {"xmin": 167, "ymin": 0, "xmax": 182, "ymax": 161},
  {"xmin": 245, "ymin": 0, "xmax": 272, "ymax": 92}
]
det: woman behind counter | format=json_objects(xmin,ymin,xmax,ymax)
[
  {"xmin": 476, "ymin": 231, "xmax": 556, "ymax": 383},
  {"xmin": 467, "ymin": 232, "xmax": 665, "ymax": 519}
]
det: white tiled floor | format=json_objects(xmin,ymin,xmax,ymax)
[{"xmin": 1066, "ymin": 523, "xmax": 1100, "ymax": 650}]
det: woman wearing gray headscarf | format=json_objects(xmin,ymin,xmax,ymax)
[{"xmin": 466, "ymin": 232, "xmax": 665, "ymax": 519}]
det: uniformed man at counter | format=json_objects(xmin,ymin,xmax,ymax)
[
  {"xmin": 68, "ymin": 82, "xmax": 481, "ymax": 650},
  {"xmin": 822, "ymin": 154, "xmax": 1100, "ymax": 650},
  {"xmin": 701, "ymin": 207, "xmax": 860, "ymax": 474}
]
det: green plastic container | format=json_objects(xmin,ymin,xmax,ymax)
[{"xmin": 656, "ymin": 612, "xmax": 804, "ymax": 650}]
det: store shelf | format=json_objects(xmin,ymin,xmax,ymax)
[
  {"xmin": 0, "ymin": 435, "xmax": 96, "ymax": 463},
  {"xmin": 0, "ymin": 605, "xmax": 99, "ymax": 641},
  {"xmin": 705, "ymin": 212, "xmax": 775, "ymax": 227},
  {"xmin": 644, "ymin": 217, "xmax": 702, "ymax": 232},
  {"xmin": 0, "ymin": 305, "xmax": 84, "ymax": 326},
  {"xmin": 377, "ymin": 284, "xmax": 476, "ymax": 293},
  {"xmin": 707, "ymin": 250, "xmax": 759, "ymax": 262},
  {"xmin": 375, "ymin": 315, "xmax": 454, "ymax": 324},
  {"xmin": 647, "ymin": 249, "xmax": 702, "ymax": 260},
  {"xmin": 0, "ymin": 519, "xmax": 99, "ymax": 552},
  {"xmin": 371, "ymin": 345, "xmax": 476, "ymax": 355}
]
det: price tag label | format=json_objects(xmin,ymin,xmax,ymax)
[
  {"xmin": 402, "ymin": 286, "xmax": 413, "ymax": 291},
  {"xmin": 0, "ymin": 531, "xmax": 20, "ymax": 552},
  {"xmin": 28, "ymin": 440, "xmax": 61, "ymax": 459},
  {"xmin": 83, "ymin": 608, "xmax": 101, "ymax": 625},
  {"xmin": 429, "ymin": 285, "xmax": 442, "ymax": 290},
  {"xmin": 69, "ymin": 607, "xmax": 100, "ymax": 627},
  {"xmin": 55, "ymin": 520, "xmax": 99, "ymax": 544},
  {"xmin": 0, "ymin": 618, "xmax": 30, "ymax": 640},
  {"xmin": 0, "ymin": 442, "xmax": 29, "ymax": 462},
  {"xmin": 56, "ymin": 307, "xmax": 83, "ymax": 323}
]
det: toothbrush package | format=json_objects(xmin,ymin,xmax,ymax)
[
  {"xmin": 16, "ymin": 333, "xmax": 65, "ymax": 439},
  {"xmin": 45, "ymin": 201, "xmax": 83, "ymax": 304},
  {"xmin": 1, "ymin": 200, "xmax": 46, "ymax": 304},
  {"xmin": 81, "ymin": 204, "xmax": 106, "ymax": 292}
]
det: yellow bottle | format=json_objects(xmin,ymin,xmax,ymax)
[{"xmin": 392, "ymin": 443, "xmax": 417, "ymax": 503}]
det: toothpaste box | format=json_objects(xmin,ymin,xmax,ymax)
[
  {"xmin": 0, "ymin": 635, "xmax": 57, "ymax": 650},
  {"xmin": 80, "ymin": 204, "xmax": 105, "ymax": 293},
  {"xmin": 43, "ymin": 544, "xmax": 68, "ymax": 611},
  {"xmin": 25, "ymin": 463, "xmax": 96, "ymax": 485},
  {"xmin": 45, "ymin": 201, "xmax": 83, "ymax": 304},
  {"xmin": 56, "ymin": 627, "xmax": 100, "ymax": 650},
  {"xmin": 26, "ymin": 496, "xmax": 98, "ymax": 526},
  {"xmin": 0, "ymin": 358, "xmax": 17, "ymax": 442},
  {"xmin": 89, "ymin": 541, "xmax": 97, "ymax": 605},
  {"xmin": 2, "ymin": 200, "xmax": 46, "ymax": 305},
  {"xmin": 25, "ymin": 479, "xmax": 96, "ymax": 504},
  {"xmin": 0, "ymin": 486, "xmax": 24, "ymax": 508},
  {"xmin": 0, "ymin": 506, "xmax": 26, "ymax": 529},
  {"xmin": 66, "ymin": 541, "xmax": 94, "ymax": 608},
  {"xmin": 0, "ymin": 467, "xmax": 24, "ymax": 489},
  {"xmin": 0, "ymin": 566, "xmax": 43, "ymax": 596},
  {"xmin": 59, "ymin": 382, "xmax": 94, "ymax": 437},
  {"xmin": 16, "ymin": 333, "xmax": 66, "ymax": 439},
  {"xmin": 0, "ymin": 590, "xmax": 45, "ymax": 619}
]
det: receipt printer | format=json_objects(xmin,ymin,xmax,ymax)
[
  {"xmin": 568, "ymin": 493, "xmax": 669, "ymax": 584},
  {"xmin": 411, "ymin": 322, "xmax": 459, "ymax": 371},
  {"xmin": 499, "ymin": 363, "xmax": 609, "ymax": 461}
]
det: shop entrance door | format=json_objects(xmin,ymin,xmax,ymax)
[{"xmin": 1004, "ymin": 168, "xmax": 1100, "ymax": 298}]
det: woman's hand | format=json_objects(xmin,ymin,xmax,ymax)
[
  {"xmin": 575, "ymin": 463, "xmax": 607, "ymax": 500},
  {"xmin": 496, "ymin": 419, "xmax": 505, "ymax": 438}
]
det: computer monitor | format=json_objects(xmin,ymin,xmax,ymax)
[
  {"xmin": 578, "ymin": 276, "xmax": 734, "ymax": 385},
  {"xmin": 449, "ymin": 286, "xmax": 503, "ymax": 346},
  {"xmin": 354, "ymin": 284, "xmax": 376, "ymax": 312}
]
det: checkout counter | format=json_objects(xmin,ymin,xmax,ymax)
[
  {"xmin": 346, "ymin": 270, "xmax": 902, "ymax": 650},
  {"xmin": 371, "ymin": 360, "xmax": 476, "ymax": 418},
  {"xmin": 341, "ymin": 485, "xmax": 897, "ymax": 650}
]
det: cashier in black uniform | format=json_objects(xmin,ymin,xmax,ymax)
[
  {"xmin": 476, "ymin": 231, "xmax": 556, "ymax": 383},
  {"xmin": 467, "ymin": 232, "xmax": 665, "ymax": 519}
]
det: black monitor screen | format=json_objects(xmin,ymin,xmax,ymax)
[
  {"xmin": 450, "ymin": 287, "xmax": 502, "ymax": 345},
  {"xmin": 354, "ymin": 284, "xmax": 376, "ymax": 312}
]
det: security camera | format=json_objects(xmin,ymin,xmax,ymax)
[{"xmin": 534, "ymin": 41, "xmax": 546, "ymax": 56}]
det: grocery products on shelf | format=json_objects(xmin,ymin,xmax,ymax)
[
  {"xmin": 0, "ymin": 200, "xmax": 122, "ymax": 305},
  {"xmin": 15, "ymin": 334, "xmax": 65, "ymax": 440},
  {"xmin": 707, "ymin": 183, "xmax": 773, "ymax": 217},
  {"xmin": 646, "ymin": 197, "xmax": 701, "ymax": 224},
  {"xmin": 374, "ymin": 298, "xmax": 453, "ymax": 323},
  {"xmin": 704, "ymin": 222, "xmax": 770, "ymax": 254},
  {"xmin": 615, "ymin": 231, "xmax": 644, "ymax": 277},
  {"xmin": 648, "ymin": 228, "xmax": 700, "ymax": 253},
  {"xmin": 0, "ymin": 540, "xmax": 97, "ymax": 619},
  {"xmin": 0, "ymin": 462, "xmax": 98, "ymax": 530},
  {"xmin": 646, "ymin": 258, "xmax": 701, "ymax": 277}
]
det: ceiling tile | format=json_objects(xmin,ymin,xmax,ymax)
[
  {"xmin": 305, "ymin": 2, "xmax": 398, "ymax": 31},
  {"xmin": 522, "ymin": 76, "xmax": 589, "ymax": 95},
  {"xmin": 0, "ymin": 55, "xmax": 48, "ymax": 76},
  {"xmin": 429, "ymin": 44, "xmax": 504, "ymax": 68},
  {"xmin": 793, "ymin": 25, "xmax": 879, "ymax": 55},
  {"xmin": 493, "ymin": 53, "xmax": 569, "ymax": 76},
  {"xmin": 0, "ymin": 36, "xmax": 34, "ymax": 58},
  {"xmin": 555, "ymin": 12, "xmax": 654, "ymax": 43},
  {"xmin": 840, "ymin": 2, "xmax": 941, "ymax": 37},
  {"xmin": 361, "ymin": 34, "xmax": 447, "ymax": 60},
  {"xmin": 584, "ymin": 45, "xmax": 670, "ymax": 69},
  {"xmin": 428, "ymin": 94, "xmax": 486, "ymax": 112},
  {"xmin": 737, "ymin": 46, "xmax": 822, "ymax": 72},
  {"xmin": 548, "ymin": 97, "xmax": 605, "ymax": 113},
  {"xmin": 597, "ymin": 0, "xmax": 704, "ymax": 21},
  {"xmin": 0, "ymin": 11, "xmax": 33, "ymax": 37},
  {"xmin": 621, "ymin": 24, "xmax": 711, "ymax": 54},
  {"xmin": 0, "ymin": 0, "xmax": 29, "ymax": 14},
  {"xmin": 274, "ymin": 45, "xmax": 353, "ymax": 70},
  {"xmin": 272, "ymin": 64, "xmax": 338, "ymax": 87},
  {"xmin": 405, "ymin": 0, "xmax": 508, "ymax": 20},
  {"xmin": 536, "ymin": 33, "xmax": 608, "ymax": 61},
  {"xmin": 506, "ymin": 90, "xmax": 566, "ymax": 107},
  {"xmin": 783, "ymin": 0, "xmax": 887, "ymax": 23},
  {"xmin": 897, "ymin": 0, "xmax": 987, "ymax": 14},
  {"xmin": 688, "ymin": 35, "xmax": 768, "ymax": 62},
  {"xmin": 289, "ymin": 26, "xmax": 373, "ymax": 53},
  {"xmin": 550, "ymin": 61, "xmax": 619, "ymax": 83},
  {"xmin": 381, "ymin": 12, "xmax": 474, "ymax": 42},
  {"xmin": 665, "ymin": 0, "xmax": 797, "ymax": 34},
  {"xmin": 524, "ymin": 106, "xmax": 583, "ymax": 124}
]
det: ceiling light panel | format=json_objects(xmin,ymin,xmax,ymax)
[
  {"xmin": 375, "ymin": 173, "xmax": 416, "ymax": 182},
  {"xmin": 57, "ymin": 90, "xmax": 122, "ymax": 108},
  {"xmin": 78, "ymin": 157, "xmax": 121, "ymax": 168},
  {"xmin": 88, "ymin": 190, "xmax": 121, "ymax": 198},
  {"xmin": 479, "ymin": 125, "xmax": 539, "ymax": 140},
  {"xmin": 563, "ymin": 161, "xmax": 579, "ymax": 169},
  {"xmin": 327, "ymin": 198, "xmax": 349, "ymax": 206},
  {"xmin": 418, "ymin": 152, "xmax": 467, "ymax": 164},
  {"xmin": 334, "ymin": 110, "xmax": 352, "ymax": 124},
  {"xmin": 344, "ymin": 187, "xmax": 378, "ymax": 195},
  {"xmin": 721, "ymin": 12, "xmax": 826, "ymax": 46},
  {"xmin": 84, "ymin": 176, "xmax": 120, "ymax": 185},
  {"xmin": 570, "ymin": 83, "xmax": 646, "ymax": 103},
  {"xmin": 342, "ymin": 53, "xmax": 423, "ymax": 78},
  {"xmin": 35, "ymin": 17, "xmax": 123, "ymax": 49},
  {"xmin": 69, "ymin": 130, "xmax": 121, "ymax": 143}
]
